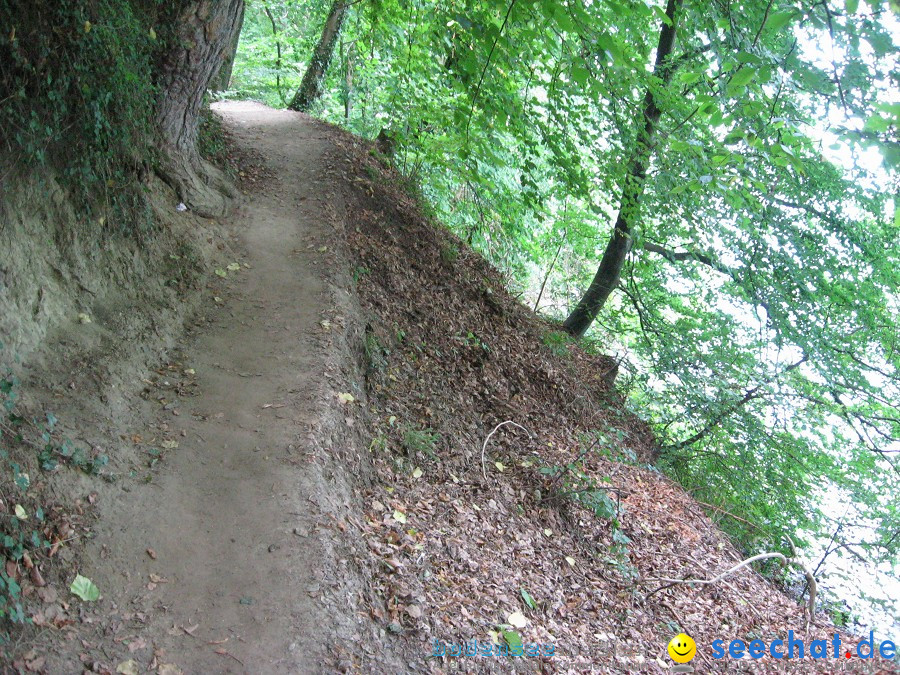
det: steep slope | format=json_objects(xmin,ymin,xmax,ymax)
[{"xmin": 325, "ymin": 132, "xmax": 888, "ymax": 673}]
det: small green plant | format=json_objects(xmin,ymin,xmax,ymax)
[
  {"xmin": 364, "ymin": 330, "xmax": 388, "ymax": 371},
  {"xmin": 352, "ymin": 265, "xmax": 370, "ymax": 283},
  {"xmin": 440, "ymin": 242, "xmax": 460, "ymax": 264},
  {"xmin": 401, "ymin": 426, "xmax": 440, "ymax": 460},
  {"xmin": 541, "ymin": 331, "xmax": 572, "ymax": 358},
  {"xmin": 461, "ymin": 331, "xmax": 490, "ymax": 353},
  {"xmin": 537, "ymin": 434, "xmax": 636, "ymax": 578},
  {"xmin": 0, "ymin": 371, "xmax": 51, "ymax": 627},
  {"xmin": 369, "ymin": 434, "xmax": 388, "ymax": 453},
  {"xmin": 198, "ymin": 105, "xmax": 235, "ymax": 176},
  {"xmin": 1, "ymin": 371, "xmax": 108, "ymax": 477}
]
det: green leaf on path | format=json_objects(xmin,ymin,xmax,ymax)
[{"xmin": 71, "ymin": 574, "xmax": 100, "ymax": 601}]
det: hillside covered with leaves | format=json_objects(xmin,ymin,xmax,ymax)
[{"xmin": 230, "ymin": 0, "xmax": 900, "ymax": 633}]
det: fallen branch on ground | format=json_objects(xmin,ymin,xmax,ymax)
[
  {"xmin": 645, "ymin": 542, "xmax": 818, "ymax": 625},
  {"xmin": 480, "ymin": 421, "xmax": 531, "ymax": 478}
]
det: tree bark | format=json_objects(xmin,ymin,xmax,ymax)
[
  {"xmin": 155, "ymin": 0, "xmax": 243, "ymax": 217},
  {"xmin": 288, "ymin": 1, "xmax": 348, "ymax": 112},
  {"xmin": 562, "ymin": 0, "xmax": 682, "ymax": 338},
  {"xmin": 210, "ymin": 1, "xmax": 245, "ymax": 92}
]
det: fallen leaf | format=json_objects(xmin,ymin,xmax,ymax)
[
  {"xmin": 128, "ymin": 637, "xmax": 148, "ymax": 652},
  {"xmin": 412, "ymin": 467, "xmax": 423, "ymax": 479},
  {"xmin": 70, "ymin": 574, "xmax": 100, "ymax": 602},
  {"xmin": 226, "ymin": 262, "xmax": 241, "ymax": 272},
  {"xmin": 14, "ymin": 504, "xmax": 27, "ymax": 520},
  {"xmin": 30, "ymin": 567, "xmax": 46, "ymax": 587},
  {"xmin": 502, "ymin": 628, "xmax": 523, "ymax": 651},
  {"xmin": 214, "ymin": 268, "xmax": 227, "ymax": 278},
  {"xmin": 116, "ymin": 660, "xmax": 139, "ymax": 675},
  {"xmin": 337, "ymin": 392, "xmax": 355, "ymax": 404},
  {"xmin": 565, "ymin": 556, "xmax": 576, "ymax": 567},
  {"xmin": 392, "ymin": 510, "xmax": 407, "ymax": 524},
  {"xmin": 520, "ymin": 589, "xmax": 537, "ymax": 610},
  {"xmin": 25, "ymin": 656, "xmax": 45, "ymax": 672},
  {"xmin": 507, "ymin": 611, "xmax": 529, "ymax": 628}
]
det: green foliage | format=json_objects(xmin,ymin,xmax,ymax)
[
  {"xmin": 540, "ymin": 331, "xmax": 572, "ymax": 358},
  {"xmin": 401, "ymin": 426, "xmax": 440, "ymax": 460},
  {"xmin": 0, "ymin": 364, "xmax": 109, "ymax": 633},
  {"xmin": 0, "ymin": 373, "xmax": 46, "ymax": 628},
  {"xmin": 0, "ymin": 0, "xmax": 160, "ymax": 227},
  {"xmin": 234, "ymin": 0, "xmax": 899, "ymax": 620},
  {"xmin": 228, "ymin": 1, "xmax": 327, "ymax": 106},
  {"xmin": 197, "ymin": 105, "xmax": 233, "ymax": 174}
]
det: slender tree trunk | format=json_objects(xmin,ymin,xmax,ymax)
[
  {"xmin": 562, "ymin": 0, "xmax": 682, "ymax": 338},
  {"xmin": 262, "ymin": 2, "xmax": 285, "ymax": 101},
  {"xmin": 288, "ymin": 0, "xmax": 348, "ymax": 112},
  {"xmin": 210, "ymin": 2, "xmax": 245, "ymax": 91},
  {"xmin": 155, "ymin": 0, "xmax": 243, "ymax": 217},
  {"xmin": 341, "ymin": 38, "xmax": 354, "ymax": 120}
]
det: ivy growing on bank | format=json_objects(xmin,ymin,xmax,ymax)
[{"xmin": 0, "ymin": 1, "xmax": 165, "ymax": 229}]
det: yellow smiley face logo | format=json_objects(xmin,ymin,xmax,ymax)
[{"xmin": 667, "ymin": 633, "xmax": 696, "ymax": 663}]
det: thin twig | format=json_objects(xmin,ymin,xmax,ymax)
[
  {"xmin": 465, "ymin": 0, "xmax": 517, "ymax": 141},
  {"xmin": 480, "ymin": 421, "xmax": 531, "ymax": 478},
  {"xmin": 785, "ymin": 535, "xmax": 817, "ymax": 628}
]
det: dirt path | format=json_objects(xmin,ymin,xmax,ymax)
[{"xmin": 66, "ymin": 102, "xmax": 379, "ymax": 673}]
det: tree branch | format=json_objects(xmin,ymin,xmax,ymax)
[
  {"xmin": 643, "ymin": 241, "xmax": 736, "ymax": 278},
  {"xmin": 661, "ymin": 356, "xmax": 807, "ymax": 452}
]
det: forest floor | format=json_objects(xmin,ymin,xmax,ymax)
[{"xmin": 7, "ymin": 103, "xmax": 894, "ymax": 673}]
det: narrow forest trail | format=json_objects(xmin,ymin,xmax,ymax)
[{"xmin": 59, "ymin": 102, "xmax": 385, "ymax": 674}]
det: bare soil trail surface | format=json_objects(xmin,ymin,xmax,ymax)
[{"xmin": 47, "ymin": 102, "xmax": 395, "ymax": 674}]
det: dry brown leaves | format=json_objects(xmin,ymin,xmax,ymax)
[{"xmin": 324, "ymin": 134, "xmax": 892, "ymax": 674}]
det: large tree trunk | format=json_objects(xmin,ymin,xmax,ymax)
[
  {"xmin": 288, "ymin": 1, "xmax": 348, "ymax": 112},
  {"xmin": 210, "ymin": 2, "xmax": 245, "ymax": 92},
  {"xmin": 155, "ymin": 0, "xmax": 244, "ymax": 217},
  {"xmin": 562, "ymin": 0, "xmax": 682, "ymax": 338}
]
